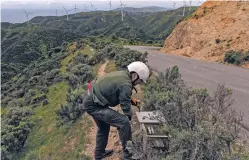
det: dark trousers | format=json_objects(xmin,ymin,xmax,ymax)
[{"xmin": 83, "ymin": 93, "xmax": 132, "ymax": 159}]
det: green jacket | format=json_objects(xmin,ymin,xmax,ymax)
[{"xmin": 90, "ymin": 70, "xmax": 133, "ymax": 116}]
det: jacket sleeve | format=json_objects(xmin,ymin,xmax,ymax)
[{"xmin": 118, "ymin": 85, "xmax": 133, "ymax": 116}]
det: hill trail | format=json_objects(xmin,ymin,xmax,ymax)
[{"xmin": 83, "ymin": 60, "xmax": 123, "ymax": 160}]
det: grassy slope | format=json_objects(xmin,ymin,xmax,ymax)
[{"xmin": 18, "ymin": 44, "xmax": 93, "ymax": 160}]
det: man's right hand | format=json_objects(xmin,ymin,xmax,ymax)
[{"xmin": 131, "ymin": 97, "xmax": 138, "ymax": 106}]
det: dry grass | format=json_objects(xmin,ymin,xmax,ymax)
[{"xmin": 105, "ymin": 61, "xmax": 117, "ymax": 73}]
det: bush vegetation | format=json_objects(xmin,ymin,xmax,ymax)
[
  {"xmin": 1, "ymin": 7, "xmax": 196, "ymax": 83},
  {"xmin": 224, "ymin": 50, "xmax": 249, "ymax": 65},
  {"xmin": 56, "ymin": 40, "xmax": 148, "ymax": 125},
  {"xmin": 56, "ymin": 87, "xmax": 86, "ymax": 125},
  {"xmin": 1, "ymin": 107, "xmax": 34, "ymax": 160},
  {"xmin": 93, "ymin": 43, "xmax": 148, "ymax": 69},
  {"xmin": 128, "ymin": 66, "xmax": 246, "ymax": 160}
]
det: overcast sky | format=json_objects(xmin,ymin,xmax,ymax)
[
  {"xmin": 1, "ymin": 0, "xmax": 206, "ymax": 23},
  {"xmin": 1, "ymin": 0, "xmax": 205, "ymax": 10}
]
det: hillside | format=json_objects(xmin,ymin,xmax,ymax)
[
  {"xmin": 1, "ymin": 8, "xmax": 196, "ymax": 84},
  {"xmin": 1, "ymin": 37, "xmax": 149, "ymax": 159},
  {"xmin": 141, "ymin": 7, "xmax": 197, "ymax": 40},
  {"xmin": 2, "ymin": 36, "xmax": 248, "ymax": 160},
  {"xmin": 1, "ymin": 26, "xmax": 78, "ymax": 84},
  {"xmin": 2, "ymin": 7, "xmax": 249, "ymax": 159},
  {"xmin": 161, "ymin": 1, "xmax": 249, "ymax": 66}
]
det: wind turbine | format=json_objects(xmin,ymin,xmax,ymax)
[
  {"xmin": 90, "ymin": 2, "xmax": 94, "ymax": 11},
  {"xmin": 63, "ymin": 7, "xmax": 72, "ymax": 20},
  {"xmin": 173, "ymin": 1, "xmax": 176, "ymax": 9},
  {"xmin": 119, "ymin": 0, "xmax": 125, "ymax": 21},
  {"xmin": 94, "ymin": 7, "xmax": 98, "ymax": 12},
  {"xmin": 182, "ymin": 0, "xmax": 186, "ymax": 17},
  {"xmin": 84, "ymin": 5, "xmax": 88, "ymax": 12},
  {"xmin": 23, "ymin": 10, "xmax": 32, "ymax": 23},
  {"xmin": 189, "ymin": 0, "xmax": 192, "ymax": 11},
  {"xmin": 56, "ymin": 9, "xmax": 58, "ymax": 16},
  {"xmin": 108, "ymin": 1, "xmax": 112, "ymax": 11},
  {"xmin": 73, "ymin": 4, "xmax": 79, "ymax": 16},
  {"xmin": 123, "ymin": 4, "xmax": 127, "ymax": 18},
  {"xmin": 100, "ymin": 12, "xmax": 106, "ymax": 22}
]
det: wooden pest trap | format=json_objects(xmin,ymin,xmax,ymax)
[{"xmin": 135, "ymin": 111, "xmax": 169, "ymax": 152}]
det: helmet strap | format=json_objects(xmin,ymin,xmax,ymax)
[{"xmin": 132, "ymin": 86, "xmax": 138, "ymax": 93}]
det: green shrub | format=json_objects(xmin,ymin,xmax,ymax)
[
  {"xmin": 146, "ymin": 40, "xmax": 153, "ymax": 44},
  {"xmin": 70, "ymin": 54, "xmax": 91, "ymax": 66},
  {"xmin": 1, "ymin": 107, "xmax": 34, "ymax": 159},
  {"xmin": 56, "ymin": 87, "xmax": 85, "ymax": 124},
  {"xmin": 224, "ymin": 50, "xmax": 249, "ymax": 65},
  {"xmin": 98, "ymin": 44, "xmax": 148, "ymax": 69},
  {"xmin": 53, "ymin": 47, "xmax": 62, "ymax": 53},
  {"xmin": 129, "ymin": 66, "xmax": 244, "ymax": 160},
  {"xmin": 67, "ymin": 64, "xmax": 94, "ymax": 88},
  {"xmin": 1, "ymin": 96, "xmax": 13, "ymax": 107}
]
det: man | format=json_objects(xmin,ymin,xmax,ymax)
[{"xmin": 83, "ymin": 61, "xmax": 150, "ymax": 160}]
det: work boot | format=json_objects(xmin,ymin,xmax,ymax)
[
  {"xmin": 95, "ymin": 149, "xmax": 114, "ymax": 160},
  {"xmin": 102, "ymin": 149, "xmax": 113, "ymax": 158},
  {"xmin": 122, "ymin": 149, "xmax": 133, "ymax": 160}
]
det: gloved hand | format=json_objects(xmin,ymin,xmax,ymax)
[
  {"xmin": 124, "ymin": 107, "xmax": 132, "ymax": 121},
  {"xmin": 131, "ymin": 97, "xmax": 138, "ymax": 106}
]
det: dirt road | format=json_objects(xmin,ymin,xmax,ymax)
[{"xmin": 125, "ymin": 45, "xmax": 249, "ymax": 127}]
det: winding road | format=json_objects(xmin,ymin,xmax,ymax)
[{"xmin": 125, "ymin": 45, "xmax": 249, "ymax": 127}]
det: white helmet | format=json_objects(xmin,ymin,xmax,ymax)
[{"xmin": 127, "ymin": 61, "xmax": 150, "ymax": 83}]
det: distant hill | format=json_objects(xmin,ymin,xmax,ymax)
[
  {"xmin": 1, "ymin": 27, "xmax": 78, "ymax": 83},
  {"xmin": 1, "ymin": 22, "xmax": 14, "ymax": 29},
  {"xmin": 0, "ymin": 6, "xmax": 169, "ymax": 24},
  {"xmin": 113, "ymin": 6, "xmax": 170, "ymax": 13}
]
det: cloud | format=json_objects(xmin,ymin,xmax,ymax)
[{"xmin": 1, "ymin": 1, "xmax": 27, "ymax": 4}]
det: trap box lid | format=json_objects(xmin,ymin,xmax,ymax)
[{"xmin": 136, "ymin": 111, "xmax": 165, "ymax": 124}]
